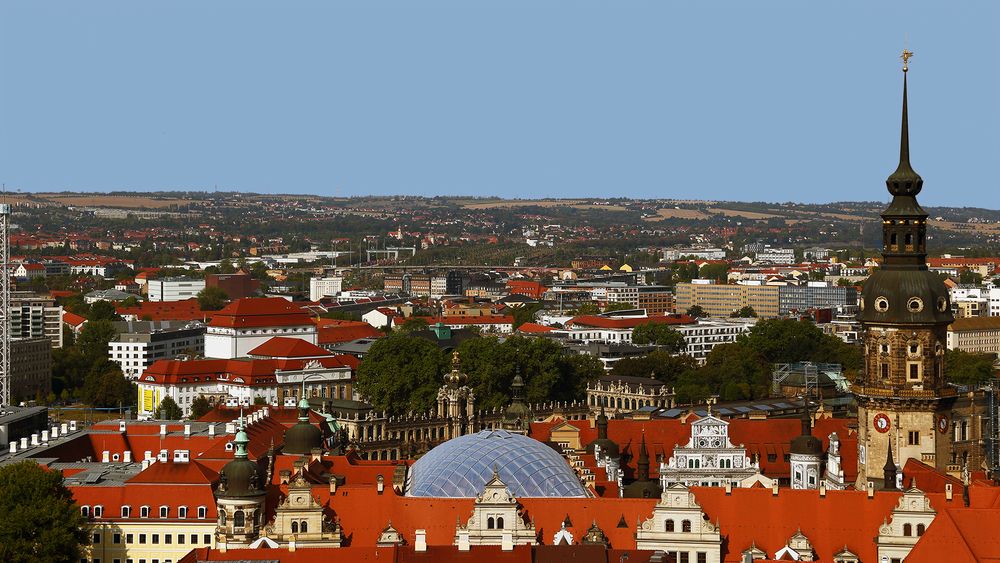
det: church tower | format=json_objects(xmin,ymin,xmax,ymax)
[{"xmin": 852, "ymin": 52, "xmax": 955, "ymax": 485}]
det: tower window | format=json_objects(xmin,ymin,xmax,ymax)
[
  {"xmin": 908, "ymin": 431, "xmax": 920, "ymax": 445},
  {"xmin": 881, "ymin": 364, "xmax": 890, "ymax": 379},
  {"xmin": 908, "ymin": 363, "xmax": 921, "ymax": 381},
  {"xmin": 890, "ymin": 233, "xmax": 898, "ymax": 247},
  {"xmin": 905, "ymin": 233, "xmax": 913, "ymax": 247}
]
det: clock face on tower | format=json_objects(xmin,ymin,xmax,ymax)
[
  {"xmin": 874, "ymin": 413, "xmax": 891, "ymax": 433},
  {"xmin": 938, "ymin": 416, "xmax": 949, "ymax": 434}
]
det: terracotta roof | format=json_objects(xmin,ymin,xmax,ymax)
[
  {"xmin": 116, "ymin": 298, "xmax": 209, "ymax": 321},
  {"xmin": 62, "ymin": 311, "xmax": 88, "ymax": 327},
  {"xmin": 517, "ymin": 323, "xmax": 556, "ymax": 334},
  {"xmin": 949, "ymin": 317, "xmax": 1000, "ymax": 332},
  {"xmin": 248, "ymin": 337, "xmax": 333, "ymax": 358},
  {"xmin": 313, "ymin": 319, "xmax": 382, "ymax": 344},
  {"xmin": 209, "ymin": 297, "xmax": 314, "ymax": 328},
  {"xmin": 565, "ymin": 314, "xmax": 696, "ymax": 330}
]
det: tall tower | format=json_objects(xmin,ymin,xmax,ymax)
[
  {"xmin": 852, "ymin": 51, "xmax": 955, "ymax": 485},
  {"xmin": 0, "ymin": 202, "xmax": 10, "ymax": 407}
]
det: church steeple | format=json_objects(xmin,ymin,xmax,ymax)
[{"xmin": 886, "ymin": 51, "xmax": 923, "ymax": 198}]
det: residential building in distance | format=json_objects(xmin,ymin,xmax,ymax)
[
  {"xmin": 754, "ymin": 246, "xmax": 795, "ymax": 264},
  {"xmin": 13, "ymin": 262, "xmax": 46, "ymax": 279},
  {"xmin": 674, "ymin": 319, "xmax": 757, "ymax": 362},
  {"xmin": 84, "ymin": 288, "xmax": 140, "ymax": 304},
  {"xmin": 949, "ymin": 285, "xmax": 991, "ymax": 318},
  {"xmin": 662, "ymin": 247, "xmax": 727, "ymax": 261},
  {"xmin": 9, "ymin": 337, "xmax": 53, "ymax": 402},
  {"xmin": 148, "ymin": 276, "xmax": 207, "ymax": 302},
  {"xmin": 383, "ymin": 273, "xmax": 449, "ymax": 297},
  {"xmin": 778, "ymin": 282, "xmax": 857, "ymax": 314},
  {"xmin": 203, "ymin": 298, "xmax": 318, "ymax": 359},
  {"xmin": 9, "ymin": 292, "xmax": 63, "ymax": 347},
  {"xmin": 946, "ymin": 317, "xmax": 1000, "ymax": 355},
  {"xmin": 109, "ymin": 321, "xmax": 206, "ymax": 379},
  {"xmin": 606, "ymin": 285, "xmax": 675, "ymax": 314},
  {"xmin": 206, "ymin": 272, "xmax": 261, "ymax": 300},
  {"xmin": 675, "ymin": 280, "xmax": 781, "ymax": 318},
  {"xmin": 309, "ymin": 275, "xmax": 344, "ymax": 301}
]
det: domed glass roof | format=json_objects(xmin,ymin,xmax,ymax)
[{"xmin": 407, "ymin": 429, "xmax": 587, "ymax": 498}]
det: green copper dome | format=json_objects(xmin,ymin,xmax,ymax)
[
  {"xmin": 217, "ymin": 419, "xmax": 265, "ymax": 499},
  {"xmin": 283, "ymin": 398, "xmax": 323, "ymax": 455}
]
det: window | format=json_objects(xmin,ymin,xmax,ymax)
[
  {"xmin": 203, "ymin": 534, "xmax": 211, "ymax": 544},
  {"xmin": 190, "ymin": 534, "xmax": 198, "ymax": 544},
  {"xmin": 165, "ymin": 534, "xmax": 172, "ymax": 544},
  {"xmin": 93, "ymin": 532, "xmax": 102, "ymax": 544},
  {"xmin": 908, "ymin": 431, "xmax": 920, "ymax": 446},
  {"xmin": 234, "ymin": 511, "xmax": 245, "ymax": 528},
  {"xmin": 197, "ymin": 506, "xmax": 207, "ymax": 519},
  {"xmin": 121, "ymin": 506, "xmax": 131, "ymax": 518},
  {"xmin": 160, "ymin": 506, "xmax": 169, "ymax": 518},
  {"xmin": 665, "ymin": 519, "xmax": 674, "ymax": 532},
  {"xmin": 903, "ymin": 523, "xmax": 912, "ymax": 536},
  {"xmin": 917, "ymin": 523, "xmax": 925, "ymax": 536},
  {"xmin": 140, "ymin": 506, "xmax": 150, "ymax": 518},
  {"xmin": 682, "ymin": 520, "xmax": 692, "ymax": 532},
  {"xmin": 292, "ymin": 521, "xmax": 300, "ymax": 533},
  {"xmin": 698, "ymin": 554, "xmax": 707, "ymax": 563},
  {"xmin": 94, "ymin": 506, "xmax": 103, "ymax": 518},
  {"xmin": 152, "ymin": 534, "xmax": 159, "ymax": 544},
  {"xmin": 881, "ymin": 364, "xmax": 890, "ymax": 379},
  {"xmin": 494, "ymin": 518, "xmax": 502, "ymax": 530},
  {"xmin": 81, "ymin": 506, "xmax": 90, "ymax": 518},
  {"xmin": 178, "ymin": 506, "xmax": 188, "ymax": 518},
  {"xmin": 767, "ymin": 453, "xmax": 777, "ymax": 463},
  {"xmin": 178, "ymin": 534, "xmax": 185, "ymax": 545},
  {"xmin": 139, "ymin": 534, "xmax": 146, "ymax": 544},
  {"xmin": 126, "ymin": 534, "xmax": 134, "ymax": 544},
  {"xmin": 113, "ymin": 533, "xmax": 121, "ymax": 544},
  {"xmin": 909, "ymin": 363, "xmax": 921, "ymax": 381}
]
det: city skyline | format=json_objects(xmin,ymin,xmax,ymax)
[{"xmin": 1, "ymin": 2, "xmax": 998, "ymax": 207}]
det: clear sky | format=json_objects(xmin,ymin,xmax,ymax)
[{"xmin": 1, "ymin": 2, "xmax": 997, "ymax": 207}]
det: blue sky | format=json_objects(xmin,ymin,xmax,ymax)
[{"xmin": 1, "ymin": 2, "xmax": 997, "ymax": 207}]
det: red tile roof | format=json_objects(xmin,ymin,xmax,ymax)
[
  {"xmin": 517, "ymin": 323, "xmax": 556, "ymax": 334},
  {"xmin": 248, "ymin": 337, "xmax": 333, "ymax": 358},
  {"xmin": 116, "ymin": 298, "xmax": 210, "ymax": 322},
  {"xmin": 62, "ymin": 311, "xmax": 88, "ymax": 328},
  {"xmin": 209, "ymin": 297, "xmax": 314, "ymax": 328},
  {"xmin": 313, "ymin": 319, "xmax": 382, "ymax": 344}
]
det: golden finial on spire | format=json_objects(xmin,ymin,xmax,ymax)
[{"xmin": 901, "ymin": 49, "xmax": 914, "ymax": 72}]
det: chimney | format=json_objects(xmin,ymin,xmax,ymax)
[
  {"xmin": 457, "ymin": 529, "xmax": 470, "ymax": 551},
  {"xmin": 31, "ymin": 434, "xmax": 39, "ymax": 446},
  {"xmin": 725, "ymin": 481, "xmax": 732, "ymax": 495},
  {"xmin": 280, "ymin": 470, "xmax": 291, "ymax": 485},
  {"xmin": 124, "ymin": 451, "xmax": 132, "ymax": 463},
  {"xmin": 377, "ymin": 475, "xmax": 385, "ymax": 494},
  {"xmin": 70, "ymin": 421, "xmax": 78, "ymax": 431},
  {"xmin": 946, "ymin": 483, "xmax": 954, "ymax": 501},
  {"xmin": 144, "ymin": 450, "xmax": 153, "ymax": 461},
  {"xmin": 771, "ymin": 481, "xmax": 779, "ymax": 496},
  {"xmin": 415, "ymin": 529, "xmax": 427, "ymax": 552},
  {"xmin": 61, "ymin": 423, "xmax": 68, "ymax": 434},
  {"xmin": 19, "ymin": 437, "xmax": 28, "ymax": 449},
  {"xmin": 102, "ymin": 451, "xmax": 110, "ymax": 463},
  {"xmin": 208, "ymin": 424, "xmax": 216, "ymax": 437},
  {"xmin": 51, "ymin": 426, "xmax": 59, "ymax": 439},
  {"xmin": 311, "ymin": 447, "xmax": 322, "ymax": 464},
  {"xmin": 329, "ymin": 478, "xmax": 337, "ymax": 493},
  {"xmin": 819, "ymin": 481, "xmax": 827, "ymax": 498},
  {"xmin": 41, "ymin": 430, "xmax": 49, "ymax": 442},
  {"xmin": 288, "ymin": 540, "xmax": 296, "ymax": 552},
  {"xmin": 159, "ymin": 424, "xmax": 167, "ymax": 436},
  {"xmin": 9, "ymin": 441, "xmax": 15, "ymax": 454},
  {"xmin": 867, "ymin": 481, "xmax": 875, "ymax": 499},
  {"xmin": 184, "ymin": 423, "xmax": 191, "ymax": 437},
  {"xmin": 119, "ymin": 421, "xmax": 127, "ymax": 433},
  {"xmin": 219, "ymin": 541, "xmax": 227, "ymax": 553}
]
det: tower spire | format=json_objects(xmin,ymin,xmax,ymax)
[{"xmin": 886, "ymin": 50, "xmax": 923, "ymax": 196}]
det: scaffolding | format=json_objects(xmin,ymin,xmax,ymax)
[
  {"xmin": 771, "ymin": 362, "xmax": 844, "ymax": 399},
  {"xmin": 985, "ymin": 379, "xmax": 1000, "ymax": 480},
  {"xmin": 0, "ymin": 202, "xmax": 10, "ymax": 406}
]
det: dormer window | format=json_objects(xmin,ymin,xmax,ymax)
[
  {"xmin": 94, "ymin": 505, "xmax": 103, "ymax": 518},
  {"xmin": 140, "ymin": 506, "xmax": 150, "ymax": 518},
  {"xmin": 160, "ymin": 506, "xmax": 169, "ymax": 518},
  {"xmin": 178, "ymin": 506, "xmax": 188, "ymax": 518},
  {"xmin": 121, "ymin": 506, "xmax": 131, "ymax": 518},
  {"xmin": 81, "ymin": 505, "xmax": 90, "ymax": 518},
  {"xmin": 198, "ymin": 506, "xmax": 207, "ymax": 519}
]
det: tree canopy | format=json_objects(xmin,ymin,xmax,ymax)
[
  {"xmin": 686, "ymin": 305, "xmax": 707, "ymax": 318},
  {"xmin": 945, "ymin": 349, "xmax": 996, "ymax": 386},
  {"xmin": 154, "ymin": 396, "xmax": 184, "ymax": 420},
  {"xmin": 354, "ymin": 334, "xmax": 448, "ymax": 415},
  {"xmin": 0, "ymin": 461, "xmax": 88, "ymax": 563},
  {"xmin": 189, "ymin": 396, "xmax": 213, "ymax": 419},
  {"xmin": 631, "ymin": 322, "xmax": 687, "ymax": 353},
  {"xmin": 197, "ymin": 286, "xmax": 230, "ymax": 311},
  {"xmin": 731, "ymin": 306, "xmax": 757, "ymax": 318}
]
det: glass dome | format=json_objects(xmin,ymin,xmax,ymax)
[{"xmin": 407, "ymin": 429, "xmax": 588, "ymax": 498}]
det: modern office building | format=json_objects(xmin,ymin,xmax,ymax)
[
  {"xmin": 675, "ymin": 281, "xmax": 781, "ymax": 318},
  {"xmin": 109, "ymin": 321, "xmax": 206, "ymax": 379},
  {"xmin": 9, "ymin": 292, "xmax": 64, "ymax": 348},
  {"xmin": 147, "ymin": 277, "xmax": 207, "ymax": 302},
  {"xmin": 778, "ymin": 283, "xmax": 858, "ymax": 315},
  {"xmin": 309, "ymin": 276, "xmax": 344, "ymax": 301}
]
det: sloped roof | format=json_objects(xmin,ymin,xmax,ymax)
[
  {"xmin": 518, "ymin": 323, "xmax": 556, "ymax": 334},
  {"xmin": 208, "ymin": 297, "xmax": 314, "ymax": 328},
  {"xmin": 565, "ymin": 315, "xmax": 695, "ymax": 330},
  {"xmin": 62, "ymin": 311, "xmax": 88, "ymax": 327},
  {"xmin": 248, "ymin": 336, "xmax": 332, "ymax": 358},
  {"xmin": 116, "ymin": 298, "xmax": 209, "ymax": 322}
]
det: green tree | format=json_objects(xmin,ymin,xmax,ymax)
[
  {"xmin": 603, "ymin": 301, "xmax": 634, "ymax": 313},
  {"xmin": 511, "ymin": 303, "xmax": 543, "ymax": 330},
  {"xmin": 0, "ymin": 461, "xmax": 88, "ymax": 563},
  {"xmin": 686, "ymin": 305, "xmax": 707, "ymax": 318},
  {"xmin": 945, "ymin": 349, "xmax": 995, "ymax": 386},
  {"xmin": 189, "ymin": 396, "xmax": 213, "ymax": 419},
  {"xmin": 572, "ymin": 302, "xmax": 600, "ymax": 316},
  {"xmin": 119, "ymin": 295, "xmax": 140, "ymax": 308},
  {"xmin": 632, "ymin": 322, "xmax": 687, "ymax": 353},
  {"xmin": 959, "ymin": 270, "xmax": 983, "ymax": 285},
  {"xmin": 354, "ymin": 335, "xmax": 447, "ymax": 415},
  {"xmin": 197, "ymin": 286, "xmax": 230, "ymax": 311},
  {"xmin": 88, "ymin": 299, "xmax": 121, "ymax": 321},
  {"xmin": 610, "ymin": 350, "xmax": 698, "ymax": 386},
  {"xmin": 836, "ymin": 278, "xmax": 852, "ymax": 287},
  {"xmin": 76, "ymin": 320, "xmax": 120, "ymax": 364},
  {"xmin": 82, "ymin": 365, "xmax": 134, "ymax": 408},
  {"xmin": 731, "ymin": 306, "xmax": 757, "ymax": 318},
  {"xmin": 698, "ymin": 263, "xmax": 729, "ymax": 283},
  {"xmin": 399, "ymin": 317, "xmax": 429, "ymax": 333},
  {"xmin": 253, "ymin": 396, "xmax": 267, "ymax": 405},
  {"xmin": 154, "ymin": 396, "xmax": 184, "ymax": 420}
]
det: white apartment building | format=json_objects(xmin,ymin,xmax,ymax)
[
  {"xmin": 674, "ymin": 319, "xmax": 756, "ymax": 362},
  {"xmin": 147, "ymin": 277, "xmax": 206, "ymax": 302},
  {"xmin": 662, "ymin": 247, "xmax": 727, "ymax": 261},
  {"xmin": 10, "ymin": 294, "xmax": 64, "ymax": 348},
  {"xmin": 309, "ymin": 276, "xmax": 344, "ymax": 301},
  {"xmin": 755, "ymin": 247, "xmax": 795, "ymax": 264},
  {"xmin": 108, "ymin": 321, "xmax": 205, "ymax": 379}
]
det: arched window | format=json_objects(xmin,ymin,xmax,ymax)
[
  {"xmin": 292, "ymin": 521, "xmax": 299, "ymax": 534},
  {"xmin": 234, "ymin": 510, "xmax": 245, "ymax": 528},
  {"xmin": 682, "ymin": 520, "xmax": 692, "ymax": 532},
  {"xmin": 665, "ymin": 519, "xmax": 674, "ymax": 532},
  {"xmin": 497, "ymin": 517, "xmax": 504, "ymax": 529},
  {"xmin": 487, "ymin": 517, "xmax": 495, "ymax": 529},
  {"xmin": 905, "ymin": 233, "xmax": 913, "ymax": 246},
  {"xmin": 917, "ymin": 524, "xmax": 925, "ymax": 536},
  {"xmin": 300, "ymin": 521, "xmax": 308, "ymax": 533},
  {"xmin": 903, "ymin": 523, "xmax": 912, "ymax": 536},
  {"xmin": 890, "ymin": 233, "xmax": 898, "ymax": 247}
]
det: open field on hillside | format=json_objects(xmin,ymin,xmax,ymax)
[
  {"xmin": 39, "ymin": 194, "xmax": 192, "ymax": 208},
  {"xmin": 706, "ymin": 207, "xmax": 783, "ymax": 219},
  {"xmin": 643, "ymin": 208, "xmax": 712, "ymax": 221},
  {"xmin": 463, "ymin": 199, "xmax": 628, "ymax": 212}
]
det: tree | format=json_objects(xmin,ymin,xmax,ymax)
[
  {"xmin": 836, "ymin": 278, "xmax": 852, "ymax": 287},
  {"xmin": 731, "ymin": 306, "xmax": 757, "ymax": 318},
  {"xmin": 604, "ymin": 301, "xmax": 634, "ymax": 313},
  {"xmin": 945, "ymin": 349, "xmax": 995, "ymax": 386},
  {"xmin": 82, "ymin": 365, "xmax": 134, "ymax": 408},
  {"xmin": 253, "ymin": 396, "xmax": 267, "ymax": 405},
  {"xmin": 399, "ymin": 317, "xmax": 429, "ymax": 333},
  {"xmin": 119, "ymin": 295, "xmax": 140, "ymax": 308},
  {"xmin": 686, "ymin": 305, "xmax": 707, "ymax": 318},
  {"xmin": 354, "ymin": 335, "xmax": 447, "ymax": 415},
  {"xmin": 572, "ymin": 303, "xmax": 600, "ymax": 316},
  {"xmin": 511, "ymin": 303, "xmax": 543, "ymax": 330},
  {"xmin": 88, "ymin": 299, "xmax": 121, "ymax": 321},
  {"xmin": 698, "ymin": 263, "xmax": 729, "ymax": 283},
  {"xmin": 154, "ymin": 396, "xmax": 184, "ymax": 420},
  {"xmin": 189, "ymin": 396, "xmax": 213, "ymax": 419},
  {"xmin": 610, "ymin": 350, "xmax": 698, "ymax": 386},
  {"xmin": 0, "ymin": 461, "xmax": 88, "ymax": 563},
  {"xmin": 76, "ymin": 320, "xmax": 120, "ymax": 364},
  {"xmin": 959, "ymin": 269, "xmax": 983, "ymax": 285},
  {"xmin": 632, "ymin": 322, "xmax": 687, "ymax": 353},
  {"xmin": 197, "ymin": 286, "xmax": 230, "ymax": 311}
]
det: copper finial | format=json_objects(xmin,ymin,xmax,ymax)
[{"xmin": 901, "ymin": 49, "xmax": 914, "ymax": 72}]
